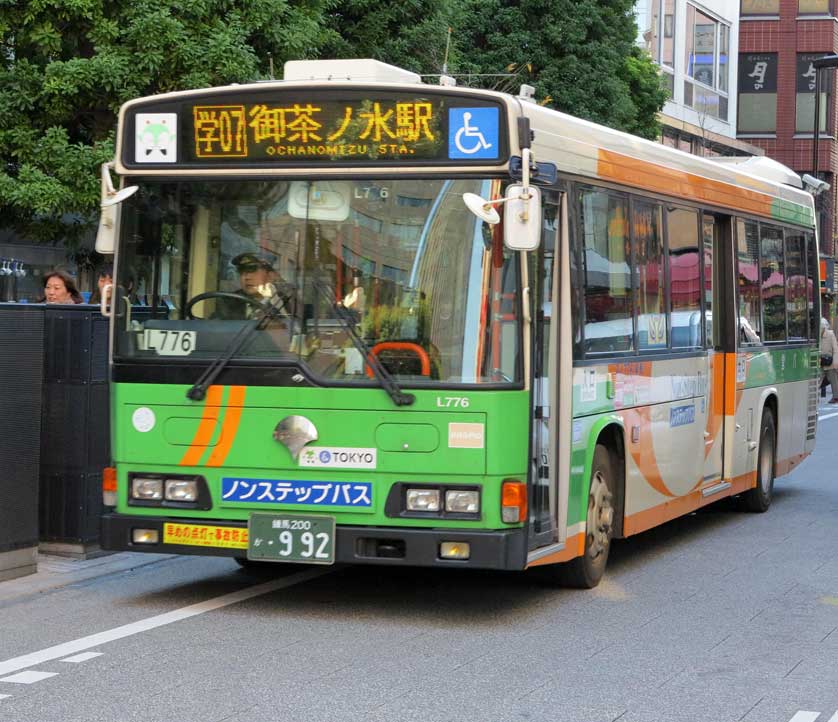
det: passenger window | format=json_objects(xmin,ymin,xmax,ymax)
[
  {"xmin": 634, "ymin": 201, "xmax": 667, "ymax": 350},
  {"xmin": 806, "ymin": 231, "xmax": 819, "ymax": 339},
  {"xmin": 702, "ymin": 214, "xmax": 716, "ymax": 349},
  {"xmin": 737, "ymin": 219, "xmax": 762, "ymax": 345},
  {"xmin": 580, "ymin": 189, "xmax": 633, "ymax": 354},
  {"xmin": 785, "ymin": 231, "xmax": 808, "ymax": 341},
  {"xmin": 668, "ymin": 208, "xmax": 701, "ymax": 349},
  {"xmin": 760, "ymin": 224, "xmax": 786, "ymax": 342}
]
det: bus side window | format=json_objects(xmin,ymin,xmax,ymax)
[
  {"xmin": 669, "ymin": 207, "xmax": 701, "ymax": 349},
  {"xmin": 785, "ymin": 230, "xmax": 808, "ymax": 340},
  {"xmin": 634, "ymin": 200, "xmax": 666, "ymax": 350},
  {"xmin": 736, "ymin": 219, "xmax": 762, "ymax": 346},
  {"xmin": 760, "ymin": 223, "xmax": 786, "ymax": 342},
  {"xmin": 701, "ymin": 213, "xmax": 715, "ymax": 349},
  {"xmin": 805, "ymin": 230, "xmax": 819, "ymax": 339},
  {"xmin": 580, "ymin": 188, "xmax": 633, "ymax": 354}
]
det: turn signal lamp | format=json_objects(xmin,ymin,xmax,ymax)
[
  {"xmin": 132, "ymin": 529, "xmax": 159, "ymax": 544},
  {"xmin": 103, "ymin": 467, "xmax": 118, "ymax": 506},
  {"xmin": 501, "ymin": 480, "xmax": 527, "ymax": 523}
]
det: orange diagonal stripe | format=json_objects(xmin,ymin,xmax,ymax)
[
  {"xmin": 179, "ymin": 385, "xmax": 224, "ymax": 466},
  {"xmin": 206, "ymin": 385, "xmax": 246, "ymax": 467}
]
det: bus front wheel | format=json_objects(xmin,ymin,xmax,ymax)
[
  {"xmin": 739, "ymin": 411, "xmax": 775, "ymax": 513},
  {"xmin": 555, "ymin": 444, "xmax": 616, "ymax": 589}
]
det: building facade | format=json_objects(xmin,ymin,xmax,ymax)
[{"xmin": 637, "ymin": 0, "xmax": 763, "ymax": 157}]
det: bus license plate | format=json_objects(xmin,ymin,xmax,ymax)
[{"xmin": 247, "ymin": 512, "xmax": 335, "ymax": 565}]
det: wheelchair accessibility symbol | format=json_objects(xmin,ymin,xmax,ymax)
[{"xmin": 449, "ymin": 107, "xmax": 499, "ymax": 160}]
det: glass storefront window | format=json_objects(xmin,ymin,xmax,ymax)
[
  {"xmin": 685, "ymin": 4, "xmax": 730, "ymax": 120},
  {"xmin": 799, "ymin": 0, "xmax": 830, "ymax": 14},
  {"xmin": 741, "ymin": 0, "xmax": 780, "ymax": 15}
]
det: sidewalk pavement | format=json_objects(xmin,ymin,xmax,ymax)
[{"xmin": 0, "ymin": 551, "xmax": 171, "ymax": 604}]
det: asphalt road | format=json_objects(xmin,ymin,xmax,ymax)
[{"xmin": 2, "ymin": 405, "xmax": 838, "ymax": 722}]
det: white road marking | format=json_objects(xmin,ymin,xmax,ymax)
[
  {"xmin": 0, "ymin": 694, "xmax": 10, "ymax": 700},
  {"xmin": 818, "ymin": 412, "xmax": 838, "ymax": 421},
  {"xmin": 0, "ymin": 566, "xmax": 333, "ymax": 678},
  {"xmin": 0, "ymin": 671, "xmax": 58, "ymax": 684},
  {"xmin": 828, "ymin": 713, "xmax": 838, "ymax": 722},
  {"xmin": 61, "ymin": 652, "xmax": 103, "ymax": 664},
  {"xmin": 788, "ymin": 713, "xmax": 821, "ymax": 722}
]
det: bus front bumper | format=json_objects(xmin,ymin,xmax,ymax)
[{"xmin": 101, "ymin": 513, "xmax": 527, "ymax": 571}]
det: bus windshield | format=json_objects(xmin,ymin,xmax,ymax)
[{"xmin": 113, "ymin": 177, "xmax": 521, "ymax": 385}]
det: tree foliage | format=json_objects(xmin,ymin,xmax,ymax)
[
  {"xmin": 447, "ymin": 0, "xmax": 666, "ymax": 139},
  {"xmin": 320, "ymin": 0, "xmax": 452, "ymax": 77},
  {"xmin": 0, "ymin": 0, "xmax": 665, "ymax": 247},
  {"xmin": 0, "ymin": 0, "xmax": 335, "ymax": 246}
]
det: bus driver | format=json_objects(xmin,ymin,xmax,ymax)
[{"xmin": 213, "ymin": 253, "xmax": 293, "ymax": 320}]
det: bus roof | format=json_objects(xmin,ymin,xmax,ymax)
[{"xmin": 113, "ymin": 58, "xmax": 814, "ymax": 227}]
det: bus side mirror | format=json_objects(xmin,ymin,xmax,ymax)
[
  {"xmin": 462, "ymin": 144, "xmax": 542, "ymax": 252},
  {"xmin": 95, "ymin": 163, "xmax": 139, "ymax": 254},
  {"xmin": 502, "ymin": 184, "xmax": 541, "ymax": 252}
]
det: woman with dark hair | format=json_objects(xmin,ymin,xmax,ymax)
[
  {"xmin": 41, "ymin": 269, "xmax": 84, "ymax": 304},
  {"xmin": 88, "ymin": 263, "xmax": 113, "ymax": 305}
]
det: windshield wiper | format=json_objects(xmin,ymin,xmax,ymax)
[
  {"xmin": 186, "ymin": 293, "xmax": 287, "ymax": 401},
  {"xmin": 310, "ymin": 279, "xmax": 415, "ymax": 407}
]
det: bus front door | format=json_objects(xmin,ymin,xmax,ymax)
[
  {"xmin": 528, "ymin": 191, "xmax": 570, "ymax": 552},
  {"xmin": 701, "ymin": 212, "xmax": 727, "ymax": 490}
]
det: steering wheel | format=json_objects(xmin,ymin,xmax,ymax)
[
  {"xmin": 184, "ymin": 291, "xmax": 267, "ymax": 320},
  {"xmin": 365, "ymin": 341, "xmax": 431, "ymax": 378}
]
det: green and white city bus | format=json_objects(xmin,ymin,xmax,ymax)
[{"xmin": 99, "ymin": 59, "xmax": 820, "ymax": 587}]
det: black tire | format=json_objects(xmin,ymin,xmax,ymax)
[
  {"xmin": 551, "ymin": 445, "xmax": 616, "ymax": 589},
  {"xmin": 739, "ymin": 411, "xmax": 775, "ymax": 513}
]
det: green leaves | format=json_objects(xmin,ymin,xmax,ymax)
[
  {"xmin": 0, "ymin": 0, "xmax": 333, "ymax": 247},
  {"xmin": 446, "ymin": 0, "xmax": 665, "ymax": 138},
  {"xmin": 0, "ymin": 0, "xmax": 666, "ymax": 250}
]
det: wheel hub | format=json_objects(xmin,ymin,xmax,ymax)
[{"xmin": 587, "ymin": 471, "xmax": 613, "ymax": 560}]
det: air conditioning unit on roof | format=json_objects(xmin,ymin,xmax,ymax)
[{"xmin": 283, "ymin": 59, "xmax": 422, "ymax": 84}]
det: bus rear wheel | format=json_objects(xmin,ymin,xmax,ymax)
[
  {"xmin": 555, "ymin": 444, "xmax": 615, "ymax": 589},
  {"xmin": 739, "ymin": 411, "xmax": 775, "ymax": 513}
]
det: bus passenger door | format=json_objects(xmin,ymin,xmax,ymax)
[
  {"xmin": 528, "ymin": 191, "xmax": 568, "ymax": 551},
  {"xmin": 701, "ymin": 213, "xmax": 728, "ymax": 489}
]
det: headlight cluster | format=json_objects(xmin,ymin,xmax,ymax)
[
  {"xmin": 128, "ymin": 474, "xmax": 207, "ymax": 507},
  {"xmin": 404, "ymin": 486, "xmax": 480, "ymax": 517}
]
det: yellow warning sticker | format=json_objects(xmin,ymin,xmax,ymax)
[{"xmin": 163, "ymin": 523, "xmax": 248, "ymax": 549}]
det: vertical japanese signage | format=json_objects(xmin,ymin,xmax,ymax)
[
  {"xmin": 739, "ymin": 53, "xmax": 777, "ymax": 94},
  {"xmin": 738, "ymin": 53, "xmax": 778, "ymax": 133},
  {"xmin": 797, "ymin": 54, "xmax": 821, "ymax": 94},
  {"xmin": 125, "ymin": 90, "xmax": 506, "ymax": 168},
  {"xmin": 796, "ymin": 53, "xmax": 830, "ymax": 133}
]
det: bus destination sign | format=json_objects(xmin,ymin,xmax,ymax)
[{"xmin": 126, "ymin": 90, "xmax": 506, "ymax": 168}]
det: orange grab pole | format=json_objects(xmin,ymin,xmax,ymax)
[{"xmin": 365, "ymin": 342, "xmax": 431, "ymax": 378}]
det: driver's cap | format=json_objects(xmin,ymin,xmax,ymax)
[{"xmin": 232, "ymin": 252, "xmax": 274, "ymax": 272}]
